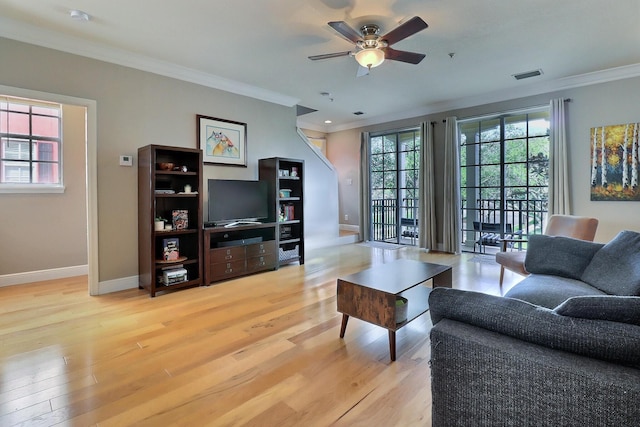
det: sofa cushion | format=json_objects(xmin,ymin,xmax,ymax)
[
  {"xmin": 581, "ymin": 230, "xmax": 640, "ymax": 295},
  {"xmin": 429, "ymin": 287, "xmax": 640, "ymax": 367},
  {"xmin": 524, "ymin": 234, "xmax": 603, "ymax": 280},
  {"xmin": 504, "ymin": 274, "xmax": 606, "ymax": 309},
  {"xmin": 554, "ymin": 295, "xmax": 640, "ymax": 326}
]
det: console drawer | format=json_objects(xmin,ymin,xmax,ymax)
[
  {"xmin": 210, "ymin": 246, "xmax": 245, "ymax": 263},
  {"xmin": 246, "ymin": 241, "xmax": 276, "ymax": 257},
  {"xmin": 247, "ymin": 253, "xmax": 276, "ymax": 272},
  {"xmin": 209, "ymin": 259, "xmax": 246, "ymax": 281}
]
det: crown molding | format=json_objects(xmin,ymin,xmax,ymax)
[{"xmin": 0, "ymin": 17, "xmax": 299, "ymax": 108}]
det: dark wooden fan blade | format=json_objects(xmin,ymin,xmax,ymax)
[
  {"xmin": 381, "ymin": 16, "xmax": 428, "ymax": 46},
  {"xmin": 308, "ymin": 51, "xmax": 352, "ymax": 61},
  {"xmin": 328, "ymin": 21, "xmax": 362, "ymax": 44},
  {"xmin": 382, "ymin": 47, "xmax": 426, "ymax": 64}
]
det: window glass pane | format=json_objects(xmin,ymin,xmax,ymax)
[
  {"xmin": 404, "ymin": 169, "xmax": 418, "ymax": 188},
  {"xmin": 32, "ymin": 106, "xmax": 60, "ymax": 117},
  {"xmin": 529, "ymin": 137, "xmax": 550, "ymax": 158},
  {"xmin": 3, "ymin": 138, "xmax": 30, "ymax": 160},
  {"xmin": 480, "ymin": 119, "xmax": 500, "ymax": 142},
  {"xmin": 35, "ymin": 141, "xmax": 59, "ymax": 162},
  {"xmin": 383, "ymin": 172, "xmax": 396, "ymax": 189},
  {"xmin": 4, "ymin": 162, "xmax": 30, "ymax": 183},
  {"xmin": 33, "ymin": 161, "xmax": 60, "ymax": 184},
  {"xmin": 505, "ymin": 115, "xmax": 527, "ymax": 138},
  {"xmin": 505, "ymin": 187, "xmax": 527, "ymax": 200},
  {"xmin": 400, "ymin": 150, "xmax": 417, "ymax": 170},
  {"xmin": 480, "ymin": 142, "xmax": 500, "ymax": 165},
  {"xmin": 529, "ymin": 159, "xmax": 549, "ymax": 186},
  {"xmin": 32, "ymin": 115, "xmax": 59, "ymax": 138},
  {"xmin": 480, "ymin": 187, "xmax": 500, "ymax": 200},
  {"xmin": 5, "ymin": 111, "xmax": 29, "ymax": 134},
  {"xmin": 370, "ymin": 154, "xmax": 384, "ymax": 172},
  {"xmin": 505, "ymin": 163, "xmax": 527, "ymax": 186},
  {"xmin": 480, "ymin": 165, "xmax": 500, "ymax": 186},
  {"xmin": 8, "ymin": 102, "xmax": 29, "ymax": 112},
  {"xmin": 371, "ymin": 136, "xmax": 383, "ymax": 154},
  {"xmin": 505, "ymin": 138, "xmax": 526, "ymax": 162},
  {"xmin": 383, "ymin": 135, "xmax": 396, "ymax": 152},
  {"xmin": 399, "ymin": 132, "xmax": 416, "ymax": 150},
  {"xmin": 370, "ymin": 171, "xmax": 383, "ymax": 189},
  {"xmin": 383, "ymin": 152, "xmax": 396, "ymax": 170},
  {"xmin": 529, "ymin": 111, "xmax": 550, "ymax": 137}
]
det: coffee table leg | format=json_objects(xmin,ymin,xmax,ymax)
[
  {"xmin": 339, "ymin": 314, "xmax": 349, "ymax": 338},
  {"xmin": 389, "ymin": 330, "xmax": 396, "ymax": 361}
]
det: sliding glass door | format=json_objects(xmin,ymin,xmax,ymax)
[
  {"xmin": 459, "ymin": 108, "xmax": 550, "ymax": 253},
  {"xmin": 369, "ymin": 128, "xmax": 420, "ymax": 245}
]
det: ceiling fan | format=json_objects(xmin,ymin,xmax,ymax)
[{"xmin": 309, "ymin": 16, "xmax": 428, "ymax": 76}]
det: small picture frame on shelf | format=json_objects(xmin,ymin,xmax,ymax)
[
  {"xmin": 163, "ymin": 238, "xmax": 180, "ymax": 261},
  {"xmin": 197, "ymin": 114, "xmax": 247, "ymax": 167},
  {"xmin": 172, "ymin": 209, "xmax": 189, "ymax": 230}
]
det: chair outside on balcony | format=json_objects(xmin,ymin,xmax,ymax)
[
  {"xmin": 495, "ymin": 215, "xmax": 599, "ymax": 285},
  {"xmin": 473, "ymin": 221, "xmax": 522, "ymax": 253}
]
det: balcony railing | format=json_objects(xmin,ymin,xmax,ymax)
[
  {"xmin": 462, "ymin": 198, "xmax": 549, "ymax": 252},
  {"xmin": 371, "ymin": 198, "xmax": 418, "ymax": 243}
]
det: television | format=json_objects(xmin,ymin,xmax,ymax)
[{"xmin": 207, "ymin": 179, "xmax": 269, "ymax": 227}]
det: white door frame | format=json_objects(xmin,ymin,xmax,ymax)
[{"xmin": 1, "ymin": 84, "xmax": 99, "ymax": 295}]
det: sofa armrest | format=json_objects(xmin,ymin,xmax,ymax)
[
  {"xmin": 429, "ymin": 287, "xmax": 640, "ymax": 367},
  {"xmin": 430, "ymin": 319, "xmax": 640, "ymax": 426}
]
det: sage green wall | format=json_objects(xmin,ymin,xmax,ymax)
[
  {"xmin": 0, "ymin": 37, "xmax": 338, "ymax": 283},
  {"xmin": 328, "ymin": 76, "xmax": 640, "ymax": 245}
]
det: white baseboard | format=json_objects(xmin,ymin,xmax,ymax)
[
  {"xmin": 339, "ymin": 224, "xmax": 359, "ymax": 232},
  {"xmin": 0, "ymin": 265, "xmax": 88, "ymax": 288},
  {"xmin": 97, "ymin": 275, "xmax": 139, "ymax": 295}
]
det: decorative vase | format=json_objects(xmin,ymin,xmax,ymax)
[{"xmin": 154, "ymin": 220, "xmax": 165, "ymax": 231}]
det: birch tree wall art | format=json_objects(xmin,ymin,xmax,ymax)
[{"xmin": 590, "ymin": 122, "xmax": 640, "ymax": 201}]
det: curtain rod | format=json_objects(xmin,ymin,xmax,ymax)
[{"xmin": 439, "ymin": 98, "xmax": 572, "ymax": 123}]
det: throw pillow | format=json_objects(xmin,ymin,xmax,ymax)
[
  {"xmin": 524, "ymin": 234, "xmax": 603, "ymax": 280},
  {"xmin": 554, "ymin": 295, "xmax": 640, "ymax": 326},
  {"xmin": 581, "ymin": 230, "xmax": 640, "ymax": 295}
]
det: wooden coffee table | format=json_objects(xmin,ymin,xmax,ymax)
[{"xmin": 337, "ymin": 259, "xmax": 452, "ymax": 361}]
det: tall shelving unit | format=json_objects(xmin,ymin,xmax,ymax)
[
  {"xmin": 138, "ymin": 144, "xmax": 203, "ymax": 297},
  {"xmin": 259, "ymin": 157, "xmax": 304, "ymax": 266}
]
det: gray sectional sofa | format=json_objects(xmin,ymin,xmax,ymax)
[{"xmin": 429, "ymin": 230, "xmax": 640, "ymax": 426}]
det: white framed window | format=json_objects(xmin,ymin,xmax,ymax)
[{"xmin": 0, "ymin": 95, "xmax": 64, "ymax": 193}]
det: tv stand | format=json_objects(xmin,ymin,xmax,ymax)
[
  {"xmin": 203, "ymin": 222, "xmax": 277, "ymax": 284},
  {"xmin": 223, "ymin": 220, "xmax": 262, "ymax": 228}
]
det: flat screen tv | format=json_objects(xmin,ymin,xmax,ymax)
[{"xmin": 207, "ymin": 179, "xmax": 269, "ymax": 227}]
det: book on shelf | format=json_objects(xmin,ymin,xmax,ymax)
[
  {"xmin": 172, "ymin": 209, "xmax": 189, "ymax": 230},
  {"xmin": 163, "ymin": 238, "xmax": 180, "ymax": 261}
]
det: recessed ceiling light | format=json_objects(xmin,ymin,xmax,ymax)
[
  {"xmin": 324, "ymin": 120, "xmax": 332, "ymax": 124},
  {"xmin": 69, "ymin": 9, "xmax": 91, "ymax": 22}
]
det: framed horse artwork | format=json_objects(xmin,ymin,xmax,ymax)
[{"xmin": 197, "ymin": 115, "xmax": 247, "ymax": 167}]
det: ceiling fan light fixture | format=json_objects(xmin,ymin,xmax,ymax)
[{"xmin": 355, "ymin": 48, "xmax": 385, "ymax": 69}]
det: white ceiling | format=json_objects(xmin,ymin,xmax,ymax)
[{"xmin": 1, "ymin": 0, "xmax": 639, "ymax": 132}]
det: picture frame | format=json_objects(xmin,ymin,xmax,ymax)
[
  {"xmin": 197, "ymin": 115, "xmax": 247, "ymax": 167},
  {"xmin": 590, "ymin": 122, "xmax": 640, "ymax": 201}
]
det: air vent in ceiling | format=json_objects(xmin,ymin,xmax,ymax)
[
  {"xmin": 513, "ymin": 69, "xmax": 543, "ymax": 80},
  {"xmin": 353, "ymin": 111, "xmax": 365, "ymax": 115}
]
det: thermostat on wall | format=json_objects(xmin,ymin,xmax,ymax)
[{"xmin": 119, "ymin": 155, "xmax": 133, "ymax": 166}]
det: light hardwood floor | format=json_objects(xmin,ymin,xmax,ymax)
[{"xmin": 0, "ymin": 243, "xmax": 521, "ymax": 426}]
